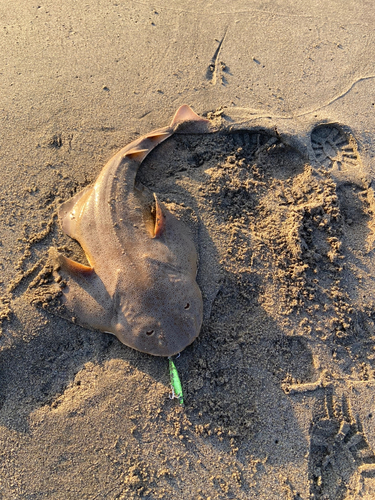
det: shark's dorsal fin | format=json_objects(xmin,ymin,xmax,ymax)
[{"xmin": 153, "ymin": 194, "xmax": 166, "ymax": 238}]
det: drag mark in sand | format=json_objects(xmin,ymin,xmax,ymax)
[
  {"xmin": 296, "ymin": 74, "xmax": 375, "ymax": 118},
  {"xmin": 206, "ymin": 27, "xmax": 229, "ymax": 86}
]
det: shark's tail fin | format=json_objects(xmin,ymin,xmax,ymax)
[{"xmin": 170, "ymin": 105, "xmax": 209, "ymax": 127}]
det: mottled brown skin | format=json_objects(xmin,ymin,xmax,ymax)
[{"xmin": 51, "ymin": 105, "xmax": 209, "ymax": 356}]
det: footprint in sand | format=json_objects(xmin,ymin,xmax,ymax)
[
  {"xmin": 310, "ymin": 123, "xmax": 359, "ymax": 172},
  {"xmin": 309, "ymin": 390, "xmax": 375, "ymax": 500}
]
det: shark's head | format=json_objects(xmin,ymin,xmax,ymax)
[{"xmin": 110, "ymin": 270, "xmax": 203, "ymax": 356}]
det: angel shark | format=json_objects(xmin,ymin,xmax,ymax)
[{"xmin": 49, "ymin": 105, "xmax": 209, "ymax": 356}]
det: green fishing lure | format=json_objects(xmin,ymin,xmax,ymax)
[{"xmin": 168, "ymin": 357, "xmax": 184, "ymax": 405}]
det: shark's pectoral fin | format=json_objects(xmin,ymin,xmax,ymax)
[
  {"xmin": 51, "ymin": 249, "xmax": 94, "ymax": 277},
  {"xmin": 58, "ymin": 185, "xmax": 93, "ymax": 240},
  {"xmin": 47, "ymin": 248, "xmax": 114, "ymax": 333}
]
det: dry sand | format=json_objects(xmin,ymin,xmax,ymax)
[{"xmin": 1, "ymin": 1, "xmax": 375, "ymax": 499}]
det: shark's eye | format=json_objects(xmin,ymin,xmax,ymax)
[
  {"xmin": 184, "ymin": 303, "xmax": 190, "ymax": 310},
  {"xmin": 146, "ymin": 330, "xmax": 154, "ymax": 336}
]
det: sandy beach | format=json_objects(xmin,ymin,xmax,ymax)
[{"xmin": 1, "ymin": 1, "xmax": 375, "ymax": 499}]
